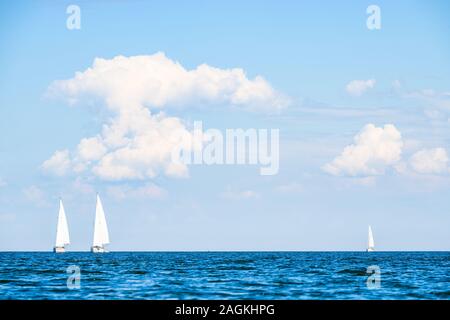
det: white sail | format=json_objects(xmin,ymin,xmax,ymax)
[
  {"xmin": 55, "ymin": 199, "xmax": 70, "ymax": 247},
  {"xmin": 368, "ymin": 225, "xmax": 375, "ymax": 251},
  {"xmin": 92, "ymin": 194, "xmax": 110, "ymax": 247}
]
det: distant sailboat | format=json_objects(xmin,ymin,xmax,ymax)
[
  {"xmin": 91, "ymin": 194, "xmax": 110, "ymax": 253},
  {"xmin": 367, "ymin": 225, "xmax": 375, "ymax": 252},
  {"xmin": 54, "ymin": 199, "xmax": 70, "ymax": 253}
]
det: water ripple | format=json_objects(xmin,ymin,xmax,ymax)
[{"xmin": 0, "ymin": 252, "xmax": 449, "ymax": 299}]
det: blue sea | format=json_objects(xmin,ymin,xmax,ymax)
[{"xmin": 0, "ymin": 252, "xmax": 449, "ymax": 300}]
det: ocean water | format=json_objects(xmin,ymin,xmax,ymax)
[{"xmin": 0, "ymin": 252, "xmax": 449, "ymax": 300}]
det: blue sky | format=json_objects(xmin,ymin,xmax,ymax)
[{"xmin": 1, "ymin": 0, "xmax": 450, "ymax": 251}]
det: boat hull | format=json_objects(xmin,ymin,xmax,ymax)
[
  {"xmin": 367, "ymin": 247, "xmax": 375, "ymax": 252},
  {"xmin": 91, "ymin": 246, "xmax": 108, "ymax": 253},
  {"xmin": 53, "ymin": 246, "xmax": 65, "ymax": 253}
]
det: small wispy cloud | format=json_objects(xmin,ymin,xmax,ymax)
[
  {"xmin": 220, "ymin": 188, "xmax": 260, "ymax": 200},
  {"xmin": 41, "ymin": 149, "xmax": 71, "ymax": 176},
  {"xmin": 352, "ymin": 176, "xmax": 377, "ymax": 187},
  {"xmin": 72, "ymin": 177, "xmax": 95, "ymax": 194},
  {"xmin": 23, "ymin": 185, "xmax": 49, "ymax": 207},
  {"xmin": 275, "ymin": 182, "xmax": 303, "ymax": 194},
  {"xmin": 409, "ymin": 148, "xmax": 450, "ymax": 175},
  {"xmin": 107, "ymin": 183, "xmax": 168, "ymax": 201},
  {"xmin": 388, "ymin": 82, "xmax": 450, "ymax": 121},
  {"xmin": 345, "ymin": 79, "xmax": 376, "ymax": 97}
]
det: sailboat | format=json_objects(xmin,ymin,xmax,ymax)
[
  {"xmin": 54, "ymin": 199, "xmax": 70, "ymax": 253},
  {"xmin": 367, "ymin": 225, "xmax": 375, "ymax": 252},
  {"xmin": 91, "ymin": 194, "xmax": 110, "ymax": 253}
]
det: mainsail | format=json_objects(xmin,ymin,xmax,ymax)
[
  {"xmin": 367, "ymin": 225, "xmax": 375, "ymax": 251},
  {"xmin": 55, "ymin": 199, "xmax": 70, "ymax": 248},
  {"xmin": 92, "ymin": 194, "xmax": 110, "ymax": 248}
]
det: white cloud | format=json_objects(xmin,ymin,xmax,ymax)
[
  {"xmin": 76, "ymin": 137, "xmax": 107, "ymax": 161},
  {"xmin": 345, "ymin": 79, "xmax": 376, "ymax": 97},
  {"xmin": 323, "ymin": 124, "xmax": 403, "ymax": 176},
  {"xmin": 61, "ymin": 111, "xmax": 194, "ymax": 180},
  {"xmin": 89, "ymin": 112, "xmax": 195, "ymax": 180},
  {"xmin": 44, "ymin": 52, "xmax": 288, "ymax": 180},
  {"xmin": 409, "ymin": 148, "xmax": 449, "ymax": 175},
  {"xmin": 41, "ymin": 149, "xmax": 71, "ymax": 176},
  {"xmin": 107, "ymin": 183, "xmax": 167, "ymax": 200},
  {"xmin": 47, "ymin": 52, "xmax": 289, "ymax": 113},
  {"xmin": 220, "ymin": 188, "xmax": 260, "ymax": 200}
]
